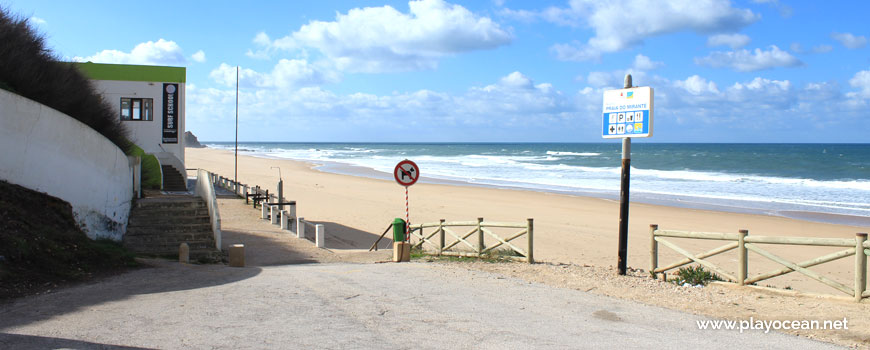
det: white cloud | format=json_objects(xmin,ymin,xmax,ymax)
[
  {"xmin": 29, "ymin": 16, "xmax": 46, "ymax": 25},
  {"xmin": 189, "ymin": 71, "xmax": 574, "ymax": 141},
  {"xmin": 790, "ymin": 43, "xmax": 833, "ymax": 54},
  {"xmin": 674, "ymin": 75, "xmax": 719, "ymax": 95},
  {"xmin": 695, "ymin": 45, "xmax": 802, "ymax": 72},
  {"xmin": 812, "ymin": 45, "xmax": 833, "ymax": 53},
  {"xmin": 707, "ymin": 33, "xmax": 750, "ymax": 49},
  {"xmin": 255, "ymin": 0, "xmax": 512, "ymax": 73},
  {"xmin": 191, "ymin": 50, "xmax": 206, "ymax": 63},
  {"xmin": 633, "ymin": 54, "xmax": 663, "ymax": 71},
  {"xmin": 543, "ymin": 0, "xmax": 758, "ymax": 61},
  {"xmin": 74, "ymin": 39, "xmax": 187, "ymax": 66},
  {"xmin": 831, "ymin": 32, "xmax": 867, "ymax": 49},
  {"xmin": 209, "ymin": 60, "xmax": 338, "ymax": 89},
  {"xmin": 849, "ymin": 69, "xmax": 870, "ymax": 98}
]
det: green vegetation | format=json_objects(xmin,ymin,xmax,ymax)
[
  {"xmin": 670, "ymin": 265, "xmax": 722, "ymax": 286},
  {"xmin": 0, "ymin": 7, "xmax": 131, "ymax": 153},
  {"xmin": 0, "ymin": 180, "xmax": 138, "ymax": 300},
  {"xmin": 128, "ymin": 144, "xmax": 162, "ymax": 189}
]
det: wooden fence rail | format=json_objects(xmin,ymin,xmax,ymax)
[
  {"xmin": 407, "ymin": 218, "xmax": 534, "ymax": 263},
  {"xmin": 650, "ymin": 224, "xmax": 868, "ymax": 302}
]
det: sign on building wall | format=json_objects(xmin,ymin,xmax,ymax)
[{"xmin": 162, "ymin": 83, "xmax": 179, "ymax": 144}]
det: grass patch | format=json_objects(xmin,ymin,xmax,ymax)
[
  {"xmin": 670, "ymin": 265, "xmax": 722, "ymax": 286},
  {"xmin": 128, "ymin": 144, "xmax": 161, "ymax": 189}
]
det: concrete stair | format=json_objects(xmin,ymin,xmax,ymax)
[
  {"xmin": 123, "ymin": 196, "xmax": 217, "ymax": 256},
  {"xmin": 162, "ymin": 165, "xmax": 187, "ymax": 192}
]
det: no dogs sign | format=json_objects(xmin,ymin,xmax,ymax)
[{"xmin": 394, "ymin": 160, "xmax": 420, "ymax": 187}]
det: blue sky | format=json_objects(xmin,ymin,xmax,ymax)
[{"xmin": 6, "ymin": 0, "xmax": 870, "ymax": 142}]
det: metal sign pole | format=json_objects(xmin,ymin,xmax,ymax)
[
  {"xmin": 617, "ymin": 74, "xmax": 632, "ymax": 276},
  {"xmin": 405, "ymin": 186, "xmax": 410, "ymax": 242},
  {"xmin": 234, "ymin": 66, "xmax": 239, "ymax": 186}
]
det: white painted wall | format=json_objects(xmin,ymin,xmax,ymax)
[
  {"xmin": 0, "ymin": 89, "xmax": 134, "ymax": 240},
  {"xmin": 90, "ymin": 80, "xmax": 186, "ymax": 168}
]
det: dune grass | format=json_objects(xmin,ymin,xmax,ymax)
[{"xmin": 0, "ymin": 7, "xmax": 131, "ymax": 153}]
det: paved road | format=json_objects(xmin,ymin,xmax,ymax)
[{"xmin": 0, "ymin": 261, "xmax": 839, "ymax": 349}]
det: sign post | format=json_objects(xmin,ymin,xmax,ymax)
[
  {"xmin": 602, "ymin": 74, "xmax": 654, "ymax": 275},
  {"xmin": 394, "ymin": 160, "xmax": 420, "ymax": 242}
]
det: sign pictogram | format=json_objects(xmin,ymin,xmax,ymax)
[{"xmin": 393, "ymin": 160, "xmax": 420, "ymax": 187}]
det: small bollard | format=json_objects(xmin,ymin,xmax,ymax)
[
  {"xmin": 393, "ymin": 242, "xmax": 410, "ymax": 262},
  {"xmin": 271, "ymin": 205, "xmax": 279, "ymax": 225},
  {"xmin": 179, "ymin": 243, "xmax": 189, "ymax": 263},
  {"xmin": 297, "ymin": 217, "xmax": 305, "ymax": 239},
  {"xmin": 261, "ymin": 203, "xmax": 269, "ymax": 220},
  {"xmin": 280, "ymin": 210, "xmax": 290, "ymax": 230},
  {"xmin": 289, "ymin": 202, "xmax": 297, "ymax": 232},
  {"xmin": 229, "ymin": 244, "xmax": 245, "ymax": 267},
  {"xmin": 315, "ymin": 224, "xmax": 325, "ymax": 248}
]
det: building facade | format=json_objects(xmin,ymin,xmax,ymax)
[{"xmin": 75, "ymin": 62, "xmax": 187, "ymax": 187}]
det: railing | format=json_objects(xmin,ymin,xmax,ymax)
[
  {"xmin": 408, "ymin": 218, "xmax": 534, "ymax": 263},
  {"xmin": 206, "ymin": 170, "xmax": 329, "ymax": 249},
  {"xmin": 194, "ymin": 169, "xmax": 222, "ymax": 250},
  {"xmin": 650, "ymin": 224, "xmax": 869, "ymax": 302},
  {"xmin": 297, "ymin": 217, "xmax": 325, "ymax": 248}
]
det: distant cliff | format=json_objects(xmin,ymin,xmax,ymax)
[{"xmin": 185, "ymin": 131, "xmax": 205, "ymax": 148}]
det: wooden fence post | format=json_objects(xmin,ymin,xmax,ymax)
[
  {"xmin": 856, "ymin": 233, "xmax": 867, "ymax": 302},
  {"xmin": 477, "ymin": 217, "xmax": 484, "ymax": 256},
  {"xmin": 527, "ymin": 218, "xmax": 534, "ymax": 264},
  {"xmin": 650, "ymin": 224, "xmax": 658, "ymax": 279},
  {"xmin": 438, "ymin": 219, "xmax": 445, "ymax": 256},
  {"xmin": 738, "ymin": 229, "xmax": 748, "ymax": 286}
]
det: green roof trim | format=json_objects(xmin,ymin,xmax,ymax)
[{"xmin": 72, "ymin": 62, "xmax": 186, "ymax": 83}]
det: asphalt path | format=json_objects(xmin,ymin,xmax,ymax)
[{"xmin": 0, "ymin": 261, "xmax": 839, "ymax": 349}]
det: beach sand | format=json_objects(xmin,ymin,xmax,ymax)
[{"xmin": 186, "ymin": 147, "xmax": 867, "ymax": 294}]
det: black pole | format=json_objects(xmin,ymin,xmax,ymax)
[
  {"xmin": 617, "ymin": 74, "xmax": 632, "ymax": 276},
  {"xmin": 235, "ymin": 66, "xmax": 239, "ymax": 185}
]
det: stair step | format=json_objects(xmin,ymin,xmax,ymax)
[
  {"xmin": 126, "ymin": 224, "xmax": 213, "ymax": 235},
  {"xmin": 128, "ymin": 215, "xmax": 210, "ymax": 225},
  {"xmin": 135, "ymin": 201, "xmax": 205, "ymax": 209},
  {"xmin": 124, "ymin": 234, "xmax": 215, "ymax": 244}
]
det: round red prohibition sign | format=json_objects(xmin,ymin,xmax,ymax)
[{"xmin": 394, "ymin": 160, "xmax": 420, "ymax": 187}]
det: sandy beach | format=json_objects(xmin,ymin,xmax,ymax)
[{"xmin": 186, "ymin": 147, "xmax": 868, "ymax": 295}]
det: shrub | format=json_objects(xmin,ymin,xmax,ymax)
[
  {"xmin": 128, "ymin": 144, "xmax": 162, "ymax": 189},
  {"xmin": 0, "ymin": 7, "xmax": 131, "ymax": 153},
  {"xmin": 672, "ymin": 265, "xmax": 722, "ymax": 286}
]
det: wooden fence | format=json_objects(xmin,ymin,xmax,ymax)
[
  {"xmin": 649, "ymin": 224, "xmax": 869, "ymax": 302},
  {"xmin": 408, "ymin": 218, "xmax": 534, "ymax": 263}
]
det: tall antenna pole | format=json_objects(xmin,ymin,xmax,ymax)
[{"xmin": 235, "ymin": 66, "xmax": 239, "ymax": 185}]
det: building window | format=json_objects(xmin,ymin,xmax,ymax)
[{"xmin": 120, "ymin": 98, "xmax": 153, "ymax": 121}]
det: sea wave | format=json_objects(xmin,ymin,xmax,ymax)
[{"xmin": 546, "ymin": 151, "xmax": 601, "ymax": 156}]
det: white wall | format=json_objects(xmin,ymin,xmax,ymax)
[
  {"xmin": 90, "ymin": 80, "xmax": 186, "ymax": 168},
  {"xmin": 0, "ymin": 89, "xmax": 134, "ymax": 240}
]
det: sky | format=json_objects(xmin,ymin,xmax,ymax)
[{"xmin": 5, "ymin": 0, "xmax": 870, "ymax": 143}]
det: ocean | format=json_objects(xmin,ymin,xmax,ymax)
[{"xmin": 204, "ymin": 142, "xmax": 870, "ymax": 226}]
